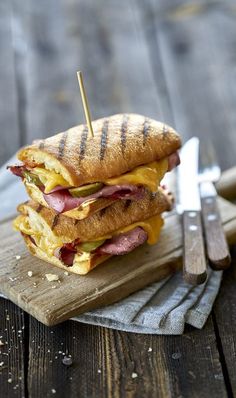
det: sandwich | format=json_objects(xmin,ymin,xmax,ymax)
[
  {"xmin": 14, "ymin": 187, "xmax": 173, "ymax": 275},
  {"xmin": 9, "ymin": 113, "xmax": 181, "ymax": 220},
  {"xmin": 10, "ymin": 113, "xmax": 181, "ymax": 275}
]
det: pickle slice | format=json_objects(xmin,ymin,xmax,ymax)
[
  {"xmin": 23, "ymin": 171, "xmax": 42, "ymax": 186},
  {"xmin": 77, "ymin": 239, "xmax": 106, "ymax": 253},
  {"xmin": 69, "ymin": 182, "xmax": 103, "ymax": 197}
]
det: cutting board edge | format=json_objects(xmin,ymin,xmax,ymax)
[{"xmin": 1, "ymin": 256, "xmax": 182, "ymax": 326}]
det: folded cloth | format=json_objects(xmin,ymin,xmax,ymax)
[{"xmin": 0, "ymin": 155, "xmax": 222, "ymax": 334}]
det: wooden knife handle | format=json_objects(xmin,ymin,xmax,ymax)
[
  {"xmin": 201, "ymin": 196, "xmax": 231, "ymax": 270},
  {"xmin": 183, "ymin": 211, "xmax": 207, "ymax": 285}
]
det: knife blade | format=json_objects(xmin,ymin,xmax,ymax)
[
  {"xmin": 177, "ymin": 137, "xmax": 207, "ymax": 285},
  {"xmin": 199, "ymin": 141, "xmax": 231, "ymax": 270}
]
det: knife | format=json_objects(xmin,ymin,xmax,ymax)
[
  {"xmin": 177, "ymin": 137, "xmax": 207, "ymax": 285},
  {"xmin": 199, "ymin": 141, "xmax": 231, "ymax": 270}
]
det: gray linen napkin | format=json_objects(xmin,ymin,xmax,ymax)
[{"xmin": 0, "ymin": 156, "xmax": 222, "ymax": 334}]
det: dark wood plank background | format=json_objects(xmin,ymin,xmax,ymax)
[{"xmin": 1, "ymin": 0, "xmax": 236, "ymax": 397}]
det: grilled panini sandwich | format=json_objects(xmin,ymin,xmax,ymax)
[
  {"xmin": 14, "ymin": 187, "xmax": 173, "ymax": 275},
  {"xmin": 9, "ymin": 113, "xmax": 181, "ymax": 220}
]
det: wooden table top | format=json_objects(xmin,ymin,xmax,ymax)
[{"xmin": 1, "ymin": 1, "xmax": 236, "ymax": 397}]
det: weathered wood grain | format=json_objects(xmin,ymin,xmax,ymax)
[
  {"xmin": 2, "ymin": 0, "xmax": 236, "ymax": 396},
  {"xmin": 143, "ymin": 0, "xmax": 236, "ymax": 170},
  {"xmin": 26, "ymin": 317, "xmax": 227, "ymax": 398},
  {"xmin": 0, "ymin": 197, "xmax": 236, "ymax": 326},
  {"xmin": 213, "ymin": 247, "xmax": 236, "ymax": 396},
  {"xmin": 201, "ymin": 195, "xmax": 231, "ymax": 269},
  {"xmin": 183, "ymin": 210, "xmax": 207, "ymax": 285},
  {"xmin": 12, "ymin": 0, "xmax": 164, "ymax": 146},
  {"xmin": 0, "ymin": 1, "xmax": 20, "ymax": 165},
  {"xmin": 0, "ymin": 298, "xmax": 26, "ymax": 397},
  {"xmin": 0, "ymin": 211, "xmax": 182, "ymax": 326}
]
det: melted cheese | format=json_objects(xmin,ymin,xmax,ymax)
[
  {"xmin": 94, "ymin": 214, "xmax": 164, "ymax": 245},
  {"xmin": 31, "ymin": 167, "xmax": 69, "ymax": 193},
  {"xmin": 104, "ymin": 159, "xmax": 168, "ymax": 192},
  {"xmin": 13, "ymin": 216, "xmax": 62, "ymax": 256},
  {"xmin": 28, "ymin": 158, "xmax": 168, "ymax": 194},
  {"xmin": 14, "ymin": 212, "xmax": 164, "ymax": 262}
]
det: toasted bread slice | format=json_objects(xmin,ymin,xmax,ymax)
[
  {"xmin": 17, "ymin": 187, "xmax": 172, "ymax": 243},
  {"xmin": 24, "ymin": 181, "xmax": 115, "ymax": 220},
  {"xmin": 18, "ymin": 113, "xmax": 181, "ymax": 187},
  {"xmin": 22, "ymin": 234, "xmax": 110, "ymax": 275}
]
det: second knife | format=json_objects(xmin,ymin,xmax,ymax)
[{"xmin": 177, "ymin": 137, "xmax": 207, "ymax": 285}]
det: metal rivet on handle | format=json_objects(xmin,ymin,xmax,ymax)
[
  {"xmin": 207, "ymin": 214, "xmax": 217, "ymax": 221},
  {"xmin": 189, "ymin": 225, "xmax": 198, "ymax": 231},
  {"xmin": 189, "ymin": 212, "xmax": 196, "ymax": 218}
]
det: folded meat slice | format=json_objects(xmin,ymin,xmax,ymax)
[
  {"xmin": 54, "ymin": 243, "xmax": 77, "ymax": 266},
  {"xmin": 43, "ymin": 185, "xmax": 145, "ymax": 213},
  {"xmin": 98, "ymin": 227, "xmax": 148, "ymax": 255},
  {"xmin": 168, "ymin": 152, "xmax": 180, "ymax": 171},
  {"xmin": 8, "ymin": 165, "xmax": 26, "ymax": 177},
  {"xmin": 54, "ymin": 227, "xmax": 148, "ymax": 266}
]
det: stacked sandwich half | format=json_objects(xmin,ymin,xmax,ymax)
[{"xmin": 9, "ymin": 114, "xmax": 181, "ymax": 275}]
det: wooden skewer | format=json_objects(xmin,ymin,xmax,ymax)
[{"xmin": 77, "ymin": 71, "xmax": 94, "ymax": 137}]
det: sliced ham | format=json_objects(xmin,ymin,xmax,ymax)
[
  {"xmin": 9, "ymin": 152, "xmax": 180, "ymax": 214},
  {"xmin": 168, "ymin": 151, "xmax": 180, "ymax": 171},
  {"xmin": 8, "ymin": 165, "xmax": 27, "ymax": 178},
  {"xmin": 97, "ymin": 227, "xmax": 148, "ymax": 255},
  {"xmin": 54, "ymin": 242, "xmax": 78, "ymax": 266},
  {"xmin": 43, "ymin": 185, "xmax": 145, "ymax": 213},
  {"xmin": 53, "ymin": 227, "xmax": 147, "ymax": 266}
]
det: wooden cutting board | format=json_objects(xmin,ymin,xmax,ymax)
[{"xmin": 1, "ymin": 196, "xmax": 236, "ymax": 326}]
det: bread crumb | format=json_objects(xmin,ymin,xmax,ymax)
[
  {"xmin": 148, "ymin": 347, "xmax": 152, "ymax": 352},
  {"xmin": 15, "ymin": 255, "xmax": 21, "ymax": 260},
  {"xmin": 131, "ymin": 372, "xmax": 138, "ymax": 379},
  {"xmin": 46, "ymin": 274, "xmax": 59, "ymax": 282},
  {"xmin": 64, "ymin": 271, "xmax": 69, "ymax": 276},
  {"xmin": 27, "ymin": 271, "xmax": 33, "ymax": 277},
  {"xmin": 51, "ymin": 388, "xmax": 56, "ymax": 394},
  {"xmin": 8, "ymin": 378, "xmax": 12, "ymax": 383},
  {"xmin": 62, "ymin": 356, "xmax": 72, "ymax": 366},
  {"xmin": 0, "ymin": 340, "xmax": 4, "ymax": 346},
  {"xmin": 0, "ymin": 361, "xmax": 4, "ymax": 366}
]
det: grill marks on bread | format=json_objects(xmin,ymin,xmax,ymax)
[
  {"xmin": 79, "ymin": 125, "xmax": 88, "ymax": 162},
  {"xmin": 20, "ymin": 188, "xmax": 171, "ymax": 243},
  {"xmin": 38, "ymin": 141, "xmax": 45, "ymax": 150},
  {"xmin": 58, "ymin": 131, "xmax": 68, "ymax": 159},
  {"xmin": 162, "ymin": 124, "xmax": 168, "ymax": 137},
  {"xmin": 124, "ymin": 199, "xmax": 132, "ymax": 210},
  {"xmin": 18, "ymin": 114, "xmax": 181, "ymax": 188},
  {"xmin": 100, "ymin": 207, "xmax": 108, "ymax": 217},
  {"xmin": 100, "ymin": 118, "xmax": 109, "ymax": 160},
  {"xmin": 121, "ymin": 114, "xmax": 129, "ymax": 155},
  {"xmin": 51, "ymin": 214, "xmax": 60, "ymax": 230},
  {"xmin": 142, "ymin": 117, "xmax": 150, "ymax": 145},
  {"xmin": 36, "ymin": 204, "xmax": 43, "ymax": 213}
]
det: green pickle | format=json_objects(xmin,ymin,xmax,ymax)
[
  {"xmin": 23, "ymin": 171, "xmax": 42, "ymax": 186},
  {"xmin": 78, "ymin": 240, "xmax": 106, "ymax": 253},
  {"xmin": 69, "ymin": 182, "xmax": 103, "ymax": 197}
]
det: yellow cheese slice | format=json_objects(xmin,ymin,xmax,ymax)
[
  {"xmin": 104, "ymin": 158, "xmax": 168, "ymax": 192},
  {"xmin": 94, "ymin": 214, "xmax": 164, "ymax": 245},
  {"xmin": 29, "ymin": 158, "xmax": 168, "ymax": 194},
  {"xmin": 14, "ymin": 216, "xmax": 61, "ymax": 256},
  {"xmin": 14, "ymin": 211, "xmax": 164, "ymax": 261},
  {"xmin": 31, "ymin": 167, "xmax": 69, "ymax": 193}
]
